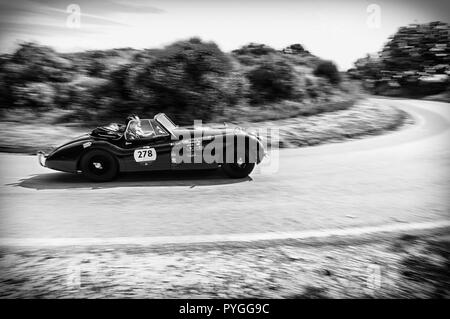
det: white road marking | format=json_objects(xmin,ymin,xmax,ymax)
[{"xmin": 1, "ymin": 220, "xmax": 449, "ymax": 247}]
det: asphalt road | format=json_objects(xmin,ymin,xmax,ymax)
[{"xmin": 0, "ymin": 98, "xmax": 449, "ymax": 240}]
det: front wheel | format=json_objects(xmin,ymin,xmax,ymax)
[{"xmin": 80, "ymin": 149, "xmax": 118, "ymax": 182}]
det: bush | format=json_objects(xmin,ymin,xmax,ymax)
[
  {"xmin": 246, "ymin": 61, "xmax": 294, "ymax": 104},
  {"xmin": 313, "ymin": 61, "xmax": 341, "ymax": 84},
  {"xmin": 129, "ymin": 38, "xmax": 232, "ymax": 124},
  {"xmin": 10, "ymin": 42, "xmax": 73, "ymax": 82},
  {"xmin": 232, "ymin": 43, "xmax": 276, "ymax": 56},
  {"xmin": 11, "ymin": 82, "xmax": 56, "ymax": 109},
  {"xmin": 0, "ymin": 38, "xmax": 351, "ymax": 123},
  {"xmin": 108, "ymin": 65, "xmax": 134, "ymax": 100},
  {"xmin": 282, "ymin": 44, "xmax": 308, "ymax": 54}
]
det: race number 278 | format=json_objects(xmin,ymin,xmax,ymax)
[{"xmin": 134, "ymin": 148, "xmax": 157, "ymax": 162}]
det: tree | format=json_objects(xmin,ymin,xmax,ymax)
[
  {"xmin": 350, "ymin": 21, "xmax": 450, "ymax": 96},
  {"xmin": 381, "ymin": 22, "xmax": 449, "ymax": 74}
]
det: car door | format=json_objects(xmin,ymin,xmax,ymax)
[{"xmin": 120, "ymin": 119, "xmax": 172, "ymax": 172}]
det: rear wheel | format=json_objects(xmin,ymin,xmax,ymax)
[
  {"xmin": 222, "ymin": 150, "xmax": 255, "ymax": 178},
  {"xmin": 222, "ymin": 162, "xmax": 255, "ymax": 178},
  {"xmin": 80, "ymin": 149, "xmax": 118, "ymax": 182}
]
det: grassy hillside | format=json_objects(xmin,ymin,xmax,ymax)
[{"xmin": 0, "ymin": 40, "xmax": 359, "ymax": 126}]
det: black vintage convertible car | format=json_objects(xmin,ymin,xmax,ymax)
[{"xmin": 38, "ymin": 113, "xmax": 266, "ymax": 182}]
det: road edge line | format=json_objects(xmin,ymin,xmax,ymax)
[{"xmin": 1, "ymin": 220, "xmax": 449, "ymax": 247}]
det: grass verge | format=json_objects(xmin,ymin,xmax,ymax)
[
  {"xmin": 0, "ymin": 229, "xmax": 448, "ymax": 298},
  {"xmin": 0, "ymin": 98, "xmax": 409, "ymax": 154},
  {"xmin": 243, "ymin": 98, "xmax": 410, "ymax": 148}
]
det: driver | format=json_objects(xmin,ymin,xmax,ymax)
[
  {"xmin": 125, "ymin": 114, "xmax": 139, "ymax": 126},
  {"xmin": 125, "ymin": 115, "xmax": 155, "ymax": 140}
]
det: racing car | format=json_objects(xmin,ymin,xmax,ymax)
[{"xmin": 38, "ymin": 113, "xmax": 266, "ymax": 182}]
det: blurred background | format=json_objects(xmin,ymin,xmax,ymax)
[{"xmin": 0, "ymin": 0, "xmax": 448, "ymax": 153}]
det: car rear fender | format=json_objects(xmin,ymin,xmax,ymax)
[{"xmin": 221, "ymin": 133, "xmax": 265, "ymax": 164}]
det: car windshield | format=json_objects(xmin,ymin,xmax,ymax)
[
  {"xmin": 154, "ymin": 113, "xmax": 177, "ymax": 132},
  {"xmin": 125, "ymin": 119, "xmax": 169, "ymax": 141}
]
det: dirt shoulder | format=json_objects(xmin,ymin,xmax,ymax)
[
  {"xmin": 1, "ymin": 228, "xmax": 448, "ymax": 298},
  {"xmin": 0, "ymin": 98, "xmax": 410, "ymax": 154}
]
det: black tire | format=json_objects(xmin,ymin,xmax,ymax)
[
  {"xmin": 80, "ymin": 149, "xmax": 118, "ymax": 182},
  {"xmin": 222, "ymin": 148, "xmax": 255, "ymax": 178},
  {"xmin": 222, "ymin": 162, "xmax": 255, "ymax": 178}
]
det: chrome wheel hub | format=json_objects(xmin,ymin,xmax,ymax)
[{"xmin": 93, "ymin": 162, "xmax": 103, "ymax": 170}]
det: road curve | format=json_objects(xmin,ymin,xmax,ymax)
[{"xmin": 0, "ymin": 98, "xmax": 449, "ymax": 240}]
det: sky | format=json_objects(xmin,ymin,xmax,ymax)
[{"xmin": 0, "ymin": 0, "xmax": 449, "ymax": 70}]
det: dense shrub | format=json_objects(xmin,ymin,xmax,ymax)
[
  {"xmin": 11, "ymin": 82, "xmax": 56, "ymax": 109},
  {"xmin": 109, "ymin": 65, "xmax": 134, "ymax": 100},
  {"xmin": 0, "ymin": 39, "xmax": 349, "ymax": 123},
  {"xmin": 129, "ymin": 38, "xmax": 232, "ymax": 123},
  {"xmin": 282, "ymin": 43, "xmax": 308, "ymax": 54},
  {"xmin": 313, "ymin": 61, "xmax": 341, "ymax": 84},
  {"xmin": 232, "ymin": 43, "xmax": 276, "ymax": 56},
  {"xmin": 86, "ymin": 60, "xmax": 106, "ymax": 77},
  {"xmin": 10, "ymin": 43, "xmax": 73, "ymax": 82},
  {"xmin": 246, "ymin": 61, "xmax": 295, "ymax": 104},
  {"xmin": 0, "ymin": 43, "xmax": 74, "ymax": 110}
]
